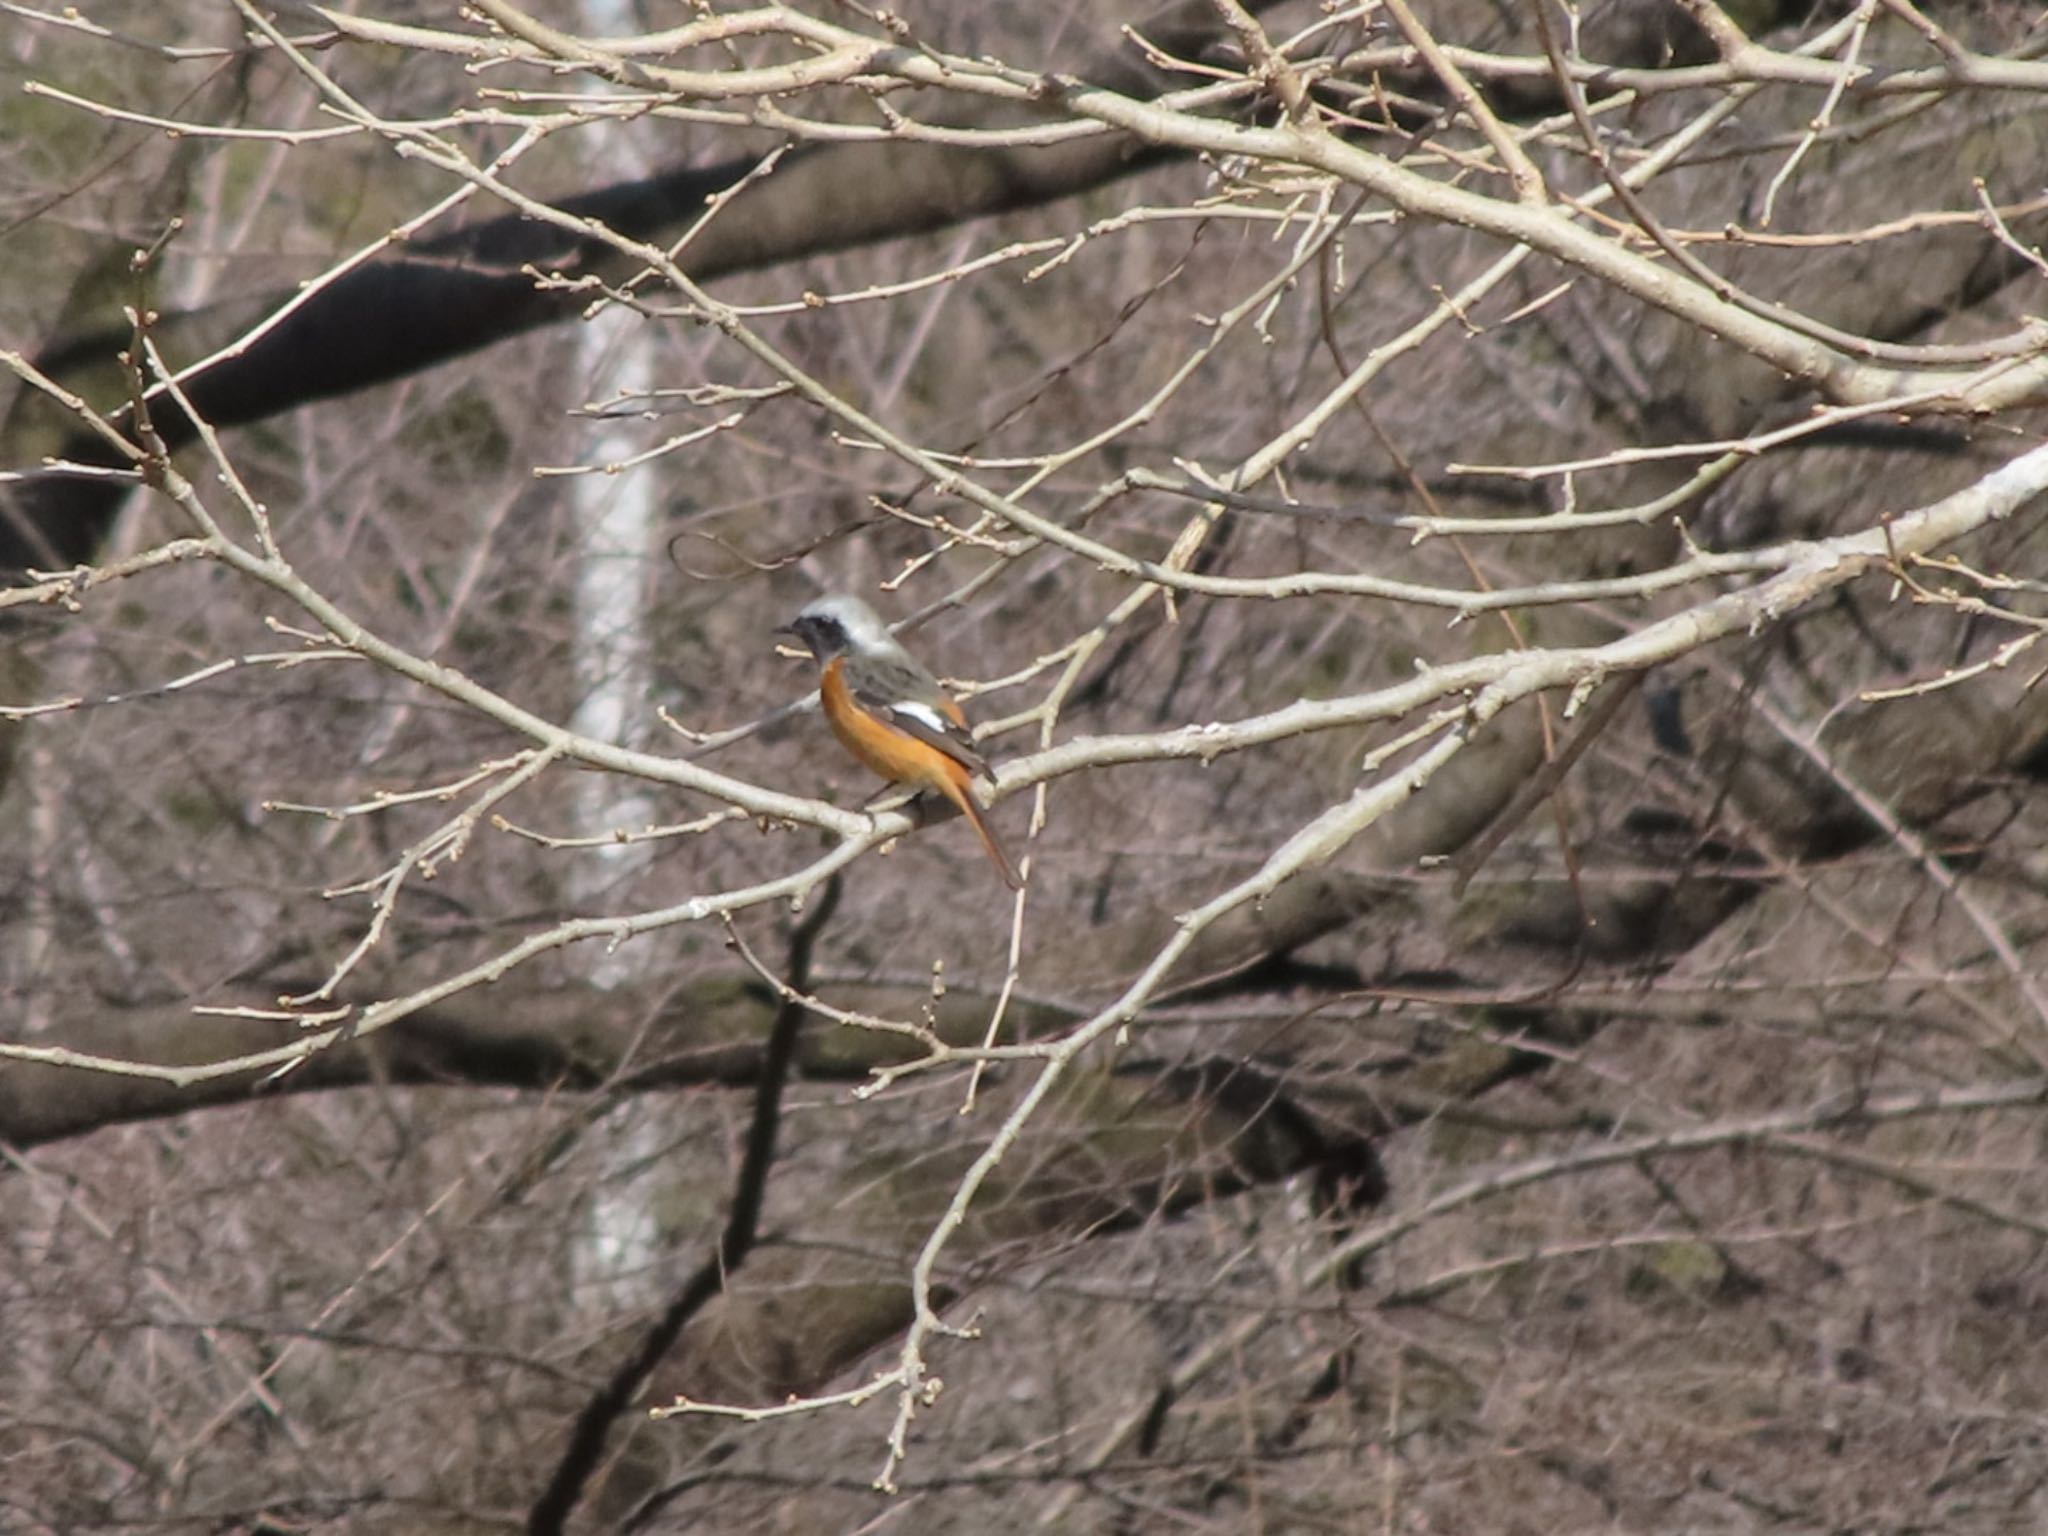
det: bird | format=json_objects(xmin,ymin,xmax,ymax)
[{"xmin": 777, "ymin": 594, "xmax": 1023, "ymax": 889}]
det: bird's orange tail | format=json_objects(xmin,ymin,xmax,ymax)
[{"xmin": 939, "ymin": 775, "xmax": 1023, "ymax": 890}]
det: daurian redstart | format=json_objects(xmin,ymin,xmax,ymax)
[{"xmin": 779, "ymin": 594, "xmax": 1022, "ymax": 889}]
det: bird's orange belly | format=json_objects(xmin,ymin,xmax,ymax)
[{"xmin": 821, "ymin": 659, "xmax": 963, "ymax": 790}]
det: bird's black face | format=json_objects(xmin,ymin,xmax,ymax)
[{"xmin": 779, "ymin": 611, "xmax": 849, "ymax": 663}]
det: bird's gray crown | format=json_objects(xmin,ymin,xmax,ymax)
[{"xmin": 782, "ymin": 593, "xmax": 903, "ymax": 662}]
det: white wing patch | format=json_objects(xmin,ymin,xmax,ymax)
[{"xmin": 892, "ymin": 701, "xmax": 952, "ymax": 734}]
